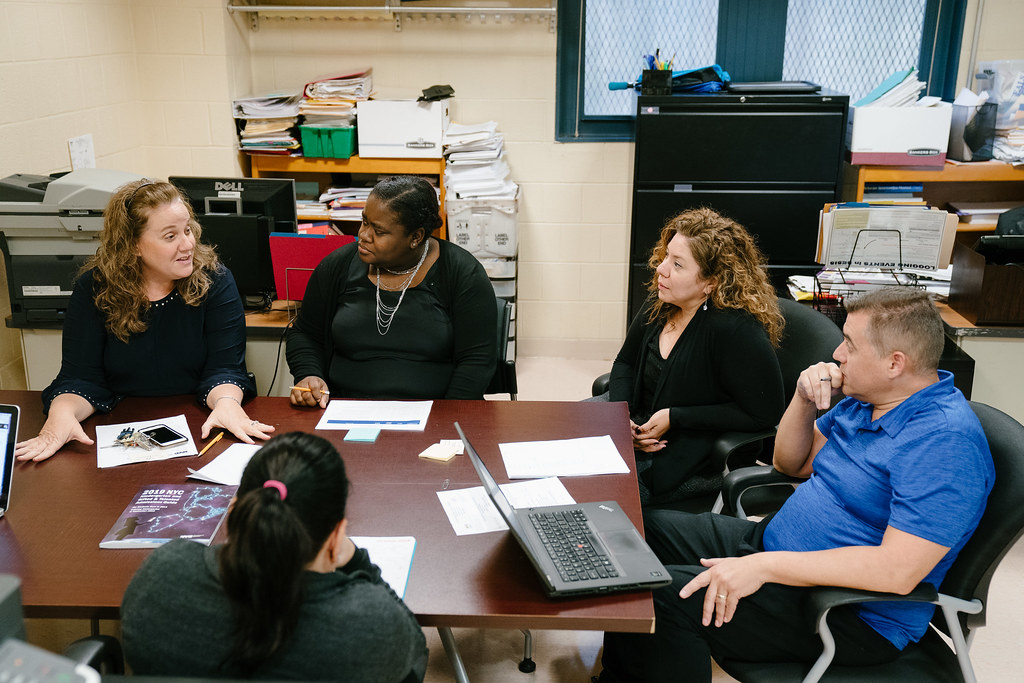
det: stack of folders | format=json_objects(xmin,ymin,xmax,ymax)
[
  {"xmin": 233, "ymin": 92, "xmax": 302, "ymax": 155},
  {"xmin": 854, "ymin": 68, "xmax": 932, "ymax": 108},
  {"xmin": 444, "ymin": 121, "xmax": 518, "ymax": 200},
  {"xmin": 300, "ymin": 68, "xmax": 373, "ymax": 127}
]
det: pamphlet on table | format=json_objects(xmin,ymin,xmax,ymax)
[
  {"xmin": 100, "ymin": 483, "xmax": 235, "ymax": 549},
  {"xmin": 315, "ymin": 400, "xmax": 432, "ymax": 431}
]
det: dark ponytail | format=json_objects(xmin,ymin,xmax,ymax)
[{"xmin": 218, "ymin": 432, "xmax": 349, "ymax": 675}]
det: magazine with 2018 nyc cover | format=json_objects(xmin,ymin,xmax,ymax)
[{"xmin": 100, "ymin": 483, "xmax": 236, "ymax": 549}]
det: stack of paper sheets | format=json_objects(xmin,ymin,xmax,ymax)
[
  {"xmin": 233, "ymin": 92, "xmax": 303, "ymax": 155},
  {"xmin": 301, "ymin": 69, "xmax": 372, "ymax": 127},
  {"xmin": 444, "ymin": 121, "xmax": 518, "ymax": 199},
  {"xmin": 854, "ymin": 69, "xmax": 928, "ymax": 108}
]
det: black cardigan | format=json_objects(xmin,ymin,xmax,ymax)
[
  {"xmin": 286, "ymin": 239, "xmax": 497, "ymax": 399},
  {"xmin": 610, "ymin": 303, "xmax": 785, "ymax": 496}
]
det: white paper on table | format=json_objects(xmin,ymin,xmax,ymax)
[
  {"xmin": 350, "ymin": 536, "xmax": 417, "ymax": 598},
  {"xmin": 436, "ymin": 477, "xmax": 576, "ymax": 536},
  {"xmin": 315, "ymin": 400, "xmax": 432, "ymax": 431},
  {"xmin": 499, "ymin": 435, "xmax": 629, "ymax": 479},
  {"xmin": 96, "ymin": 414, "xmax": 197, "ymax": 468},
  {"xmin": 187, "ymin": 444, "xmax": 263, "ymax": 485}
]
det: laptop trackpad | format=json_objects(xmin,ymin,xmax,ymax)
[{"xmin": 603, "ymin": 529, "xmax": 646, "ymax": 555}]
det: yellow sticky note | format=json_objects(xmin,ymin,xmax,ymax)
[{"xmin": 418, "ymin": 443, "xmax": 458, "ymax": 462}]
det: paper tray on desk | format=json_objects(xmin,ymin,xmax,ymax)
[{"xmin": 269, "ymin": 233, "xmax": 355, "ymax": 302}]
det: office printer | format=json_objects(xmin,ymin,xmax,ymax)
[{"xmin": 0, "ymin": 169, "xmax": 143, "ymax": 326}]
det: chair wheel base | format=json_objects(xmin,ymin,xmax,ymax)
[{"xmin": 518, "ymin": 657, "xmax": 536, "ymax": 673}]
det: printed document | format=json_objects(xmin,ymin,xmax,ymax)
[
  {"xmin": 96, "ymin": 414, "xmax": 197, "ymax": 468},
  {"xmin": 437, "ymin": 477, "xmax": 576, "ymax": 536},
  {"xmin": 315, "ymin": 400, "xmax": 432, "ymax": 431},
  {"xmin": 350, "ymin": 536, "xmax": 416, "ymax": 598},
  {"xmin": 499, "ymin": 435, "xmax": 629, "ymax": 479},
  {"xmin": 187, "ymin": 443, "xmax": 262, "ymax": 485}
]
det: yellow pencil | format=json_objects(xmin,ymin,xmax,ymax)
[
  {"xmin": 290, "ymin": 386, "xmax": 330, "ymax": 395},
  {"xmin": 198, "ymin": 430, "xmax": 224, "ymax": 457}
]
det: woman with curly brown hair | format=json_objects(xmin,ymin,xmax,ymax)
[
  {"xmin": 610, "ymin": 207, "xmax": 785, "ymax": 505},
  {"xmin": 16, "ymin": 179, "xmax": 271, "ymax": 462}
]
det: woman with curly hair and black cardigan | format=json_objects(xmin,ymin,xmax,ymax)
[
  {"xmin": 610, "ymin": 207, "xmax": 786, "ymax": 505},
  {"xmin": 16, "ymin": 179, "xmax": 269, "ymax": 462}
]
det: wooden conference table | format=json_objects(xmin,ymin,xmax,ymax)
[{"xmin": 0, "ymin": 392, "xmax": 654, "ymax": 678}]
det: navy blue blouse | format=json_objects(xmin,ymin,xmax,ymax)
[{"xmin": 42, "ymin": 267, "xmax": 255, "ymax": 413}]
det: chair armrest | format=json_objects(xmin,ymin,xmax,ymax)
[
  {"xmin": 806, "ymin": 583, "xmax": 939, "ymax": 625},
  {"xmin": 592, "ymin": 372, "xmax": 611, "ymax": 397},
  {"xmin": 63, "ymin": 635, "xmax": 125, "ymax": 674},
  {"xmin": 721, "ymin": 465, "xmax": 805, "ymax": 517},
  {"xmin": 711, "ymin": 429, "xmax": 776, "ymax": 470}
]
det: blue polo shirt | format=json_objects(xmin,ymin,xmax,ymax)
[{"xmin": 762, "ymin": 370, "xmax": 993, "ymax": 649}]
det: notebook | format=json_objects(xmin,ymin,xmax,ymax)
[
  {"xmin": 0, "ymin": 405, "xmax": 20, "ymax": 519},
  {"xmin": 454, "ymin": 422, "xmax": 671, "ymax": 597}
]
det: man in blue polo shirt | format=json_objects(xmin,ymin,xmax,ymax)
[{"xmin": 596, "ymin": 288, "xmax": 994, "ymax": 683}]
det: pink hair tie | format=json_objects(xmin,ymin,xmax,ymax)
[{"xmin": 263, "ymin": 479, "xmax": 288, "ymax": 501}]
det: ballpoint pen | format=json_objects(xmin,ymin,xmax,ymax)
[{"xmin": 198, "ymin": 431, "xmax": 223, "ymax": 457}]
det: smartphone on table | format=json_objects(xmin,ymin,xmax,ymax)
[{"xmin": 138, "ymin": 424, "xmax": 188, "ymax": 448}]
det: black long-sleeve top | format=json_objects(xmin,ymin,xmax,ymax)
[
  {"xmin": 610, "ymin": 303, "xmax": 785, "ymax": 495},
  {"xmin": 42, "ymin": 267, "xmax": 255, "ymax": 413},
  {"xmin": 286, "ymin": 239, "xmax": 497, "ymax": 399}
]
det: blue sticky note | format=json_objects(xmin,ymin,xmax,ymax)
[{"xmin": 344, "ymin": 428, "xmax": 381, "ymax": 443}]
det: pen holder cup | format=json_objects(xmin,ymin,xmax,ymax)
[
  {"xmin": 948, "ymin": 102, "xmax": 996, "ymax": 162},
  {"xmin": 641, "ymin": 70, "xmax": 673, "ymax": 96}
]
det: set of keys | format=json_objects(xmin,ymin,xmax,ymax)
[{"xmin": 100, "ymin": 427, "xmax": 156, "ymax": 450}]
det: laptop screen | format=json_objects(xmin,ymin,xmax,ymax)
[
  {"xmin": 454, "ymin": 422, "xmax": 532, "ymax": 544},
  {"xmin": 0, "ymin": 405, "xmax": 19, "ymax": 514}
]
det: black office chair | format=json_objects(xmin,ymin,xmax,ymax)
[
  {"xmin": 485, "ymin": 297, "xmax": 518, "ymax": 400},
  {"xmin": 716, "ymin": 401, "xmax": 1024, "ymax": 683},
  {"xmin": 592, "ymin": 299, "xmax": 843, "ymax": 510}
]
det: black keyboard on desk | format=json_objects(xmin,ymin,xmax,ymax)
[{"xmin": 529, "ymin": 510, "xmax": 619, "ymax": 582}]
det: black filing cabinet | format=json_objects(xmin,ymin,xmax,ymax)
[{"xmin": 628, "ymin": 90, "xmax": 849, "ymax": 321}]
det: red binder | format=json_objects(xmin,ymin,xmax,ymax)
[{"xmin": 269, "ymin": 233, "xmax": 355, "ymax": 302}]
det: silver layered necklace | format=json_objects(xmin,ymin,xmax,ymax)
[{"xmin": 375, "ymin": 240, "xmax": 429, "ymax": 335}]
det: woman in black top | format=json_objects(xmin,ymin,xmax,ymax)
[
  {"xmin": 287, "ymin": 175, "xmax": 497, "ymax": 404},
  {"xmin": 611, "ymin": 208, "xmax": 785, "ymax": 504},
  {"xmin": 15, "ymin": 180, "xmax": 269, "ymax": 462}
]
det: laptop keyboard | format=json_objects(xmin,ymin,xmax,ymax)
[{"xmin": 528, "ymin": 510, "xmax": 619, "ymax": 582}]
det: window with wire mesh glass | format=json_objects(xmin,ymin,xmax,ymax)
[
  {"xmin": 783, "ymin": 0, "xmax": 928, "ymax": 104},
  {"xmin": 556, "ymin": 0, "xmax": 964, "ymax": 142}
]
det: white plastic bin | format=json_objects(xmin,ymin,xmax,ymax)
[{"xmin": 446, "ymin": 190, "xmax": 519, "ymax": 258}]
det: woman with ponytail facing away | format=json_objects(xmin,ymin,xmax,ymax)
[{"xmin": 121, "ymin": 432, "xmax": 427, "ymax": 681}]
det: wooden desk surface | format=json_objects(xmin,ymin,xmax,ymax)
[{"xmin": 0, "ymin": 393, "xmax": 654, "ymax": 633}]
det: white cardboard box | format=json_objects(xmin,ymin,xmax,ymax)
[
  {"xmin": 356, "ymin": 100, "xmax": 449, "ymax": 158},
  {"xmin": 847, "ymin": 101, "xmax": 953, "ymax": 167}
]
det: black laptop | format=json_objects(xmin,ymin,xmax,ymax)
[
  {"xmin": 0, "ymin": 405, "xmax": 19, "ymax": 520},
  {"xmin": 454, "ymin": 423, "xmax": 671, "ymax": 597}
]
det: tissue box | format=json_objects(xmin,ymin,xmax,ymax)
[
  {"xmin": 356, "ymin": 100, "xmax": 449, "ymax": 159},
  {"xmin": 847, "ymin": 102, "xmax": 953, "ymax": 166}
]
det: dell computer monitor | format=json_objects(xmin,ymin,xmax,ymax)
[{"xmin": 169, "ymin": 176, "xmax": 297, "ymax": 306}]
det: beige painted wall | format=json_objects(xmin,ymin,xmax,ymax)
[
  {"xmin": 0, "ymin": 0, "xmax": 246, "ymax": 389},
  {"xmin": 0, "ymin": 0, "xmax": 1022, "ymax": 389}
]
